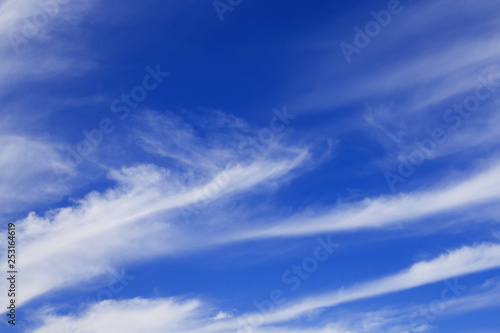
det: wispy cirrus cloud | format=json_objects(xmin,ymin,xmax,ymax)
[
  {"xmin": 227, "ymin": 159, "xmax": 500, "ymax": 241},
  {"xmin": 4, "ymin": 114, "xmax": 500, "ymax": 312},
  {"xmin": 3, "ymin": 1, "xmax": 500, "ymax": 332},
  {"xmin": 225, "ymin": 242, "xmax": 500, "ymax": 329},
  {"xmin": 0, "ymin": 135, "xmax": 70, "ymax": 216},
  {"xmin": 0, "ymin": 110, "xmax": 310, "ymax": 309},
  {"xmin": 293, "ymin": 0, "xmax": 500, "ymax": 113},
  {"xmin": 28, "ymin": 243, "xmax": 500, "ymax": 333}
]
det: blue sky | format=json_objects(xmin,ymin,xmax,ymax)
[{"xmin": 1, "ymin": 0, "xmax": 500, "ymax": 332}]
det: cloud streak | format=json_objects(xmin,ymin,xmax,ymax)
[
  {"xmin": 231, "ymin": 160, "xmax": 500, "ymax": 241},
  {"xmin": 28, "ymin": 243, "xmax": 500, "ymax": 333},
  {"xmin": 0, "ymin": 111, "xmax": 310, "ymax": 309}
]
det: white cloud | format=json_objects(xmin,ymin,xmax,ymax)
[
  {"xmin": 31, "ymin": 298, "xmax": 204, "ymax": 333},
  {"xmin": 0, "ymin": 130, "xmax": 309, "ymax": 309},
  {"xmin": 230, "ymin": 160, "xmax": 500, "ymax": 241},
  {"xmin": 4, "ymin": 125, "xmax": 500, "ymax": 313},
  {"xmin": 0, "ymin": 135, "xmax": 70, "ymax": 215},
  {"xmin": 212, "ymin": 311, "xmax": 233, "ymax": 320},
  {"xmin": 0, "ymin": 0, "xmax": 97, "ymax": 104},
  {"xmin": 239, "ymin": 243, "xmax": 500, "ymax": 328},
  {"xmin": 294, "ymin": 0, "xmax": 500, "ymax": 113},
  {"xmin": 28, "ymin": 245, "xmax": 500, "ymax": 333}
]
